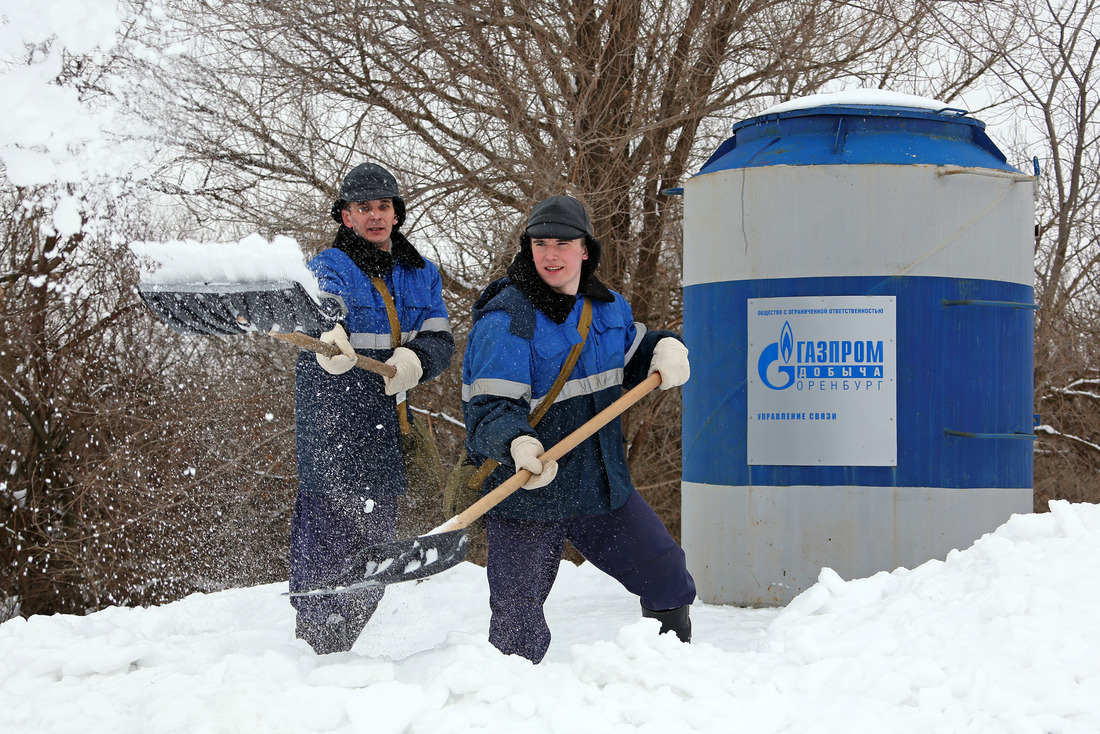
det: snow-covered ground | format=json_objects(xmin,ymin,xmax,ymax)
[
  {"xmin": 2, "ymin": 500, "xmax": 1098, "ymax": 733},
  {"xmin": 3, "ymin": 3, "xmax": 1095, "ymax": 732}
]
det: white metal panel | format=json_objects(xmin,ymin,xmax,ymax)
[
  {"xmin": 747, "ymin": 295, "xmax": 897, "ymax": 466},
  {"xmin": 681, "ymin": 481, "xmax": 1033, "ymax": 606},
  {"xmin": 683, "ymin": 165, "xmax": 1034, "ymax": 288}
]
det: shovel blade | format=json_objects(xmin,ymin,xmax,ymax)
[
  {"xmin": 288, "ymin": 528, "xmax": 470, "ymax": 597},
  {"xmin": 138, "ymin": 281, "xmax": 335, "ymax": 336}
]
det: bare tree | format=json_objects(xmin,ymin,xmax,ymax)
[
  {"xmin": 142, "ymin": 0, "xmax": 954, "ymax": 301},
  {"xmin": 1024, "ymin": 0, "xmax": 1100, "ymax": 509},
  {"xmin": 944, "ymin": 0, "xmax": 1100, "ymax": 509},
  {"xmin": 0, "ymin": 183, "xmax": 164, "ymax": 615},
  {"xmin": 0, "ymin": 15, "xmax": 309, "ymax": 615},
  {"xmin": 0, "ymin": 175, "xmax": 312, "ymax": 617},
  {"xmin": 127, "ymin": 0, "xmax": 968, "ymax": 549}
]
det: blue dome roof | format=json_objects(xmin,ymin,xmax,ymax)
[{"xmin": 698, "ymin": 103, "xmax": 1020, "ymax": 174}]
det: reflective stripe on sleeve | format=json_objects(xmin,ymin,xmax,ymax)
[
  {"xmin": 462, "ymin": 378, "xmax": 533, "ymax": 403},
  {"xmin": 318, "ymin": 292, "xmax": 348, "ymax": 320},
  {"xmin": 419, "ymin": 317, "xmax": 452, "ymax": 334},
  {"xmin": 624, "ymin": 323, "xmax": 647, "ymax": 365}
]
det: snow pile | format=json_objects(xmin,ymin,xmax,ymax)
[
  {"xmin": 761, "ymin": 89, "xmax": 955, "ymax": 116},
  {"xmin": 131, "ymin": 234, "xmax": 321, "ymax": 298},
  {"xmin": 758, "ymin": 499, "xmax": 1100, "ymax": 731},
  {"xmin": 2, "ymin": 501, "xmax": 1100, "ymax": 733}
]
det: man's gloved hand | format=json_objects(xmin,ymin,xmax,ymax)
[
  {"xmin": 510, "ymin": 435, "xmax": 558, "ymax": 490},
  {"xmin": 316, "ymin": 324, "xmax": 358, "ymax": 375},
  {"xmin": 384, "ymin": 346, "xmax": 423, "ymax": 396},
  {"xmin": 648, "ymin": 337, "xmax": 690, "ymax": 390}
]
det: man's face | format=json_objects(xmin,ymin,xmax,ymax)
[
  {"xmin": 341, "ymin": 199, "xmax": 398, "ymax": 250},
  {"xmin": 531, "ymin": 237, "xmax": 588, "ymax": 295}
]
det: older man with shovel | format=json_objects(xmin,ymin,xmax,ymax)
[{"xmin": 290, "ymin": 163, "xmax": 453, "ymax": 654}]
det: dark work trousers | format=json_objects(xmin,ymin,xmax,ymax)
[
  {"xmin": 486, "ymin": 489, "xmax": 696, "ymax": 663},
  {"xmin": 289, "ymin": 489, "xmax": 398, "ymax": 654}
]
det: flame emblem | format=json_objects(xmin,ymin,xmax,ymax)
[{"xmin": 780, "ymin": 321, "xmax": 793, "ymax": 364}]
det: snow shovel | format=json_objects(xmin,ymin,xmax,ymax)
[
  {"xmin": 133, "ymin": 238, "xmax": 397, "ymax": 377},
  {"xmin": 137, "ymin": 281, "xmax": 397, "ymax": 378},
  {"xmin": 291, "ymin": 371, "xmax": 665, "ymax": 596}
]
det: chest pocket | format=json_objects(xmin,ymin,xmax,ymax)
[
  {"xmin": 344, "ymin": 290, "xmax": 391, "ymax": 337},
  {"xmin": 343, "ymin": 269, "xmax": 433, "ymax": 337},
  {"xmin": 532, "ymin": 325, "xmax": 575, "ymax": 360},
  {"xmin": 390, "ymin": 270, "xmax": 436, "ymax": 334},
  {"xmin": 393, "ymin": 289, "xmax": 435, "ymax": 334},
  {"xmin": 587, "ymin": 306, "xmax": 627, "ymax": 372},
  {"xmin": 532, "ymin": 326, "xmax": 577, "ymax": 398}
]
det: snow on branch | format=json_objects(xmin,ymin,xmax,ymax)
[{"xmin": 1036, "ymin": 424, "xmax": 1100, "ymax": 453}]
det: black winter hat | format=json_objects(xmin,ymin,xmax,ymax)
[
  {"xmin": 340, "ymin": 162, "xmax": 400, "ymax": 201},
  {"xmin": 525, "ymin": 195, "xmax": 593, "ymax": 240},
  {"xmin": 331, "ymin": 162, "xmax": 406, "ymax": 228}
]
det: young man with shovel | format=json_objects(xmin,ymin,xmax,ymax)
[
  {"xmin": 461, "ymin": 194, "xmax": 696, "ymax": 663},
  {"xmin": 291, "ymin": 163, "xmax": 453, "ymax": 654}
]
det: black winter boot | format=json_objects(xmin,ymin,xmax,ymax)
[{"xmin": 641, "ymin": 603, "xmax": 692, "ymax": 643}]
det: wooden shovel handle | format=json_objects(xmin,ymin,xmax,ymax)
[
  {"xmin": 440, "ymin": 371, "xmax": 663, "ymax": 533},
  {"xmin": 270, "ymin": 331, "xmax": 398, "ymax": 378}
]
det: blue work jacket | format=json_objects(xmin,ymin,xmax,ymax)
[
  {"xmin": 295, "ymin": 245, "xmax": 452, "ymax": 496},
  {"xmin": 462, "ymin": 278, "xmax": 677, "ymax": 520}
]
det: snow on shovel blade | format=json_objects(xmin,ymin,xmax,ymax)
[
  {"xmin": 132, "ymin": 236, "xmax": 335, "ymax": 336},
  {"xmin": 287, "ymin": 528, "xmax": 469, "ymax": 597},
  {"xmin": 138, "ymin": 281, "xmax": 336, "ymax": 336}
]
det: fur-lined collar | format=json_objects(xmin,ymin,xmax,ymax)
[
  {"xmin": 331, "ymin": 226, "xmax": 425, "ymax": 277},
  {"xmin": 505, "ymin": 247, "xmax": 613, "ymax": 324}
]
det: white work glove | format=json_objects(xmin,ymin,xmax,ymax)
[
  {"xmin": 316, "ymin": 324, "xmax": 357, "ymax": 375},
  {"xmin": 510, "ymin": 435, "xmax": 558, "ymax": 490},
  {"xmin": 383, "ymin": 346, "xmax": 423, "ymax": 396},
  {"xmin": 648, "ymin": 337, "xmax": 690, "ymax": 390}
]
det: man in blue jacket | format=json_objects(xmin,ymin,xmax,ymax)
[
  {"xmin": 462, "ymin": 194, "xmax": 696, "ymax": 663},
  {"xmin": 291, "ymin": 163, "xmax": 453, "ymax": 654}
]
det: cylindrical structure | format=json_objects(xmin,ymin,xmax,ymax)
[{"xmin": 681, "ymin": 92, "xmax": 1035, "ymax": 606}]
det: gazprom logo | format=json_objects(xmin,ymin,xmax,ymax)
[
  {"xmin": 757, "ymin": 321, "xmax": 796, "ymax": 390},
  {"xmin": 757, "ymin": 321, "xmax": 885, "ymax": 391}
]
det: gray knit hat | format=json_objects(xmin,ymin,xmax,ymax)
[{"xmin": 525, "ymin": 195, "xmax": 593, "ymax": 240}]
